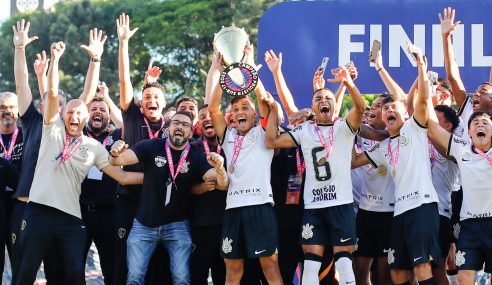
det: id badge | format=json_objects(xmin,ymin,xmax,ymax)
[
  {"xmin": 87, "ymin": 166, "xmax": 103, "ymax": 180},
  {"xmin": 286, "ymin": 175, "xmax": 302, "ymax": 205}
]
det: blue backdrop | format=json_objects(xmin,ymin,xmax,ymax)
[{"xmin": 257, "ymin": 0, "xmax": 492, "ymax": 109}]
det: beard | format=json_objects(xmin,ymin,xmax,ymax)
[
  {"xmin": 88, "ymin": 120, "xmax": 108, "ymax": 134},
  {"xmin": 170, "ymin": 134, "xmax": 188, "ymax": 147}
]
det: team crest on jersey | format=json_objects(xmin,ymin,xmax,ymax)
[
  {"xmin": 180, "ymin": 161, "xmax": 190, "ymax": 173},
  {"xmin": 455, "ymin": 251, "xmax": 466, "ymax": 267},
  {"xmin": 399, "ymin": 135, "xmax": 409, "ymax": 146},
  {"xmin": 385, "ymin": 248, "xmax": 395, "ymax": 264},
  {"xmin": 11, "ymin": 233, "xmax": 16, "ymax": 244},
  {"xmin": 154, "ymin": 156, "xmax": 167, "ymax": 167},
  {"xmin": 245, "ymin": 130, "xmax": 256, "ymax": 143},
  {"xmin": 222, "ymin": 237, "xmax": 233, "ymax": 254},
  {"xmin": 436, "ymin": 151, "xmax": 445, "ymax": 161},
  {"xmin": 78, "ymin": 147, "xmax": 89, "ymax": 159},
  {"xmin": 453, "ymin": 223, "xmax": 461, "ymax": 239},
  {"xmin": 21, "ymin": 220, "xmax": 26, "ymax": 231},
  {"xmin": 301, "ymin": 223, "xmax": 314, "ymax": 240},
  {"xmin": 118, "ymin": 228, "xmax": 126, "ymax": 239}
]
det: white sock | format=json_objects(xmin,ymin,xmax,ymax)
[
  {"xmin": 335, "ymin": 256, "xmax": 356, "ymax": 284},
  {"xmin": 302, "ymin": 260, "xmax": 321, "ymax": 285},
  {"xmin": 447, "ymin": 274, "xmax": 458, "ymax": 285}
]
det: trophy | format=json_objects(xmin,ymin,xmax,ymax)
[{"xmin": 213, "ymin": 26, "xmax": 258, "ymax": 96}]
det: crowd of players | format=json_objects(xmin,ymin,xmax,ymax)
[{"xmin": 0, "ymin": 6, "xmax": 491, "ymax": 285}]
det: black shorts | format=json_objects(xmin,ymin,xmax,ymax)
[
  {"xmin": 220, "ymin": 203, "xmax": 278, "ymax": 259},
  {"xmin": 354, "ymin": 209, "xmax": 393, "ymax": 258},
  {"xmin": 388, "ymin": 203, "xmax": 441, "ymax": 270},
  {"xmin": 301, "ymin": 203, "xmax": 356, "ymax": 247},
  {"xmin": 439, "ymin": 215, "xmax": 452, "ymax": 258},
  {"xmin": 456, "ymin": 217, "xmax": 492, "ymax": 273},
  {"xmin": 451, "ymin": 189, "xmax": 463, "ymax": 243}
]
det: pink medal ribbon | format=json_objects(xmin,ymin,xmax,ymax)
[
  {"xmin": 295, "ymin": 147, "xmax": 305, "ymax": 177},
  {"xmin": 59, "ymin": 133, "xmax": 82, "ymax": 164},
  {"xmin": 473, "ymin": 146, "xmax": 492, "ymax": 166},
  {"xmin": 87, "ymin": 132, "xmax": 111, "ymax": 148},
  {"xmin": 0, "ymin": 128, "xmax": 19, "ymax": 161},
  {"xmin": 203, "ymin": 139, "xmax": 221, "ymax": 156},
  {"xmin": 228, "ymin": 133, "xmax": 246, "ymax": 173},
  {"xmin": 165, "ymin": 139, "xmax": 190, "ymax": 182},
  {"xmin": 387, "ymin": 137, "xmax": 400, "ymax": 176},
  {"xmin": 313, "ymin": 120, "xmax": 336, "ymax": 165},
  {"xmin": 144, "ymin": 117, "xmax": 165, "ymax": 139},
  {"xmin": 428, "ymin": 140, "xmax": 436, "ymax": 168}
]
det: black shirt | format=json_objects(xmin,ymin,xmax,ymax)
[
  {"xmin": 190, "ymin": 137, "xmax": 227, "ymax": 228},
  {"xmin": 15, "ymin": 103, "xmax": 40, "ymax": 198},
  {"xmin": 271, "ymin": 139, "xmax": 304, "ymax": 231},
  {"xmin": 119, "ymin": 101, "xmax": 167, "ymax": 196},
  {"xmin": 0, "ymin": 127, "xmax": 23, "ymax": 172},
  {"xmin": 80, "ymin": 128, "xmax": 122, "ymax": 204},
  {"xmin": 132, "ymin": 139, "xmax": 210, "ymax": 227},
  {"xmin": 0, "ymin": 157, "xmax": 19, "ymax": 218}
]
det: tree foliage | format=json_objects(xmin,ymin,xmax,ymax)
[{"xmin": 0, "ymin": 0, "xmax": 280, "ymax": 107}]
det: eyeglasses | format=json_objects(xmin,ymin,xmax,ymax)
[{"xmin": 170, "ymin": 120, "xmax": 192, "ymax": 129}]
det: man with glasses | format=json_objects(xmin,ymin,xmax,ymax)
[{"xmin": 109, "ymin": 110, "xmax": 228, "ymax": 285}]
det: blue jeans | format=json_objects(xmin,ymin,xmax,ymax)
[{"xmin": 126, "ymin": 219, "xmax": 192, "ymax": 285}]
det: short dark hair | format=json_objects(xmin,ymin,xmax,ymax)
[
  {"xmin": 142, "ymin": 82, "xmax": 165, "ymax": 93},
  {"xmin": 89, "ymin": 96, "xmax": 111, "ymax": 113},
  {"xmin": 381, "ymin": 94, "xmax": 406, "ymax": 107},
  {"xmin": 230, "ymin": 95, "xmax": 254, "ymax": 107},
  {"xmin": 438, "ymin": 78, "xmax": 452, "ymax": 95},
  {"xmin": 434, "ymin": 105, "xmax": 459, "ymax": 132},
  {"xmin": 172, "ymin": 110, "xmax": 193, "ymax": 123},
  {"xmin": 198, "ymin": 104, "xmax": 209, "ymax": 112},
  {"xmin": 175, "ymin": 97, "xmax": 198, "ymax": 109},
  {"xmin": 468, "ymin": 111, "xmax": 492, "ymax": 129}
]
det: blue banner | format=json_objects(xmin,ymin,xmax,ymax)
[{"xmin": 257, "ymin": 0, "xmax": 492, "ymax": 109}]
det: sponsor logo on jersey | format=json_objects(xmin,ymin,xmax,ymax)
[
  {"xmin": 154, "ymin": 156, "xmax": 167, "ymax": 167},
  {"xmin": 311, "ymin": 185, "xmax": 337, "ymax": 203}
]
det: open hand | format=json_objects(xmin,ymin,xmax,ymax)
[
  {"xmin": 439, "ymin": 7, "xmax": 461, "ymax": 37},
  {"xmin": 264, "ymin": 50, "xmax": 282, "ymax": 74},
  {"xmin": 12, "ymin": 19, "xmax": 38, "ymax": 48},
  {"xmin": 80, "ymin": 28, "xmax": 107, "ymax": 59},
  {"xmin": 116, "ymin": 13, "xmax": 139, "ymax": 41}
]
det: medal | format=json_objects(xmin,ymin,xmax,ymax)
[
  {"xmin": 377, "ymin": 165, "xmax": 387, "ymax": 176},
  {"xmin": 0, "ymin": 128, "xmax": 19, "ymax": 161},
  {"xmin": 228, "ymin": 165, "xmax": 234, "ymax": 174},
  {"xmin": 313, "ymin": 120, "xmax": 337, "ymax": 166}
]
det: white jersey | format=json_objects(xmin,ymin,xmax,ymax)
[
  {"xmin": 448, "ymin": 135, "xmax": 492, "ymax": 221},
  {"xmin": 430, "ymin": 146, "xmax": 460, "ymax": 218},
  {"xmin": 221, "ymin": 126, "xmax": 274, "ymax": 209},
  {"xmin": 351, "ymin": 141, "xmax": 365, "ymax": 213},
  {"xmin": 357, "ymin": 137, "xmax": 395, "ymax": 212},
  {"xmin": 457, "ymin": 97, "xmax": 473, "ymax": 140},
  {"xmin": 288, "ymin": 119, "xmax": 356, "ymax": 209},
  {"xmin": 365, "ymin": 117, "xmax": 438, "ymax": 216}
]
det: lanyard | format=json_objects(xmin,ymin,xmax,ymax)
[
  {"xmin": 59, "ymin": 133, "xmax": 82, "ymax": 164},
  {"xmin": 165, "ymin": 139, "xmax": 190, "ymax": 182},
  {"xmin": 0, "ymin": 128, "xmax": 19, "ymax": 160},
  {"xmin": 428, "ymin": 140, "xmax": 436, "ymax": 168},
  {"xmin": 228, "ymin": 133, "xmax": 246, "ymax": 173},
  {"xmin": 87, "ymin": 132, "xmax": 111, "ymax": 148},
  {"xmin": 473, "ymin": 146, "xmax": 492, "ymax": 166},
  {"xmin": 144, "ymin": 117, "xmax": 165, "ymax": 139},
  {"xmin": 313, "ymin": 121, "xmax": 336, "ymax": 164},
  {"xmin": 387, "ymin": 137, "xmax": 400, "ymax": 175},
  {"xmin": 203, "ymin": 139, "xmax": 221, "ymax": 156},
  {"xmin": 295, "ymin": 147, "xmax": 305, "ymax": 177}
]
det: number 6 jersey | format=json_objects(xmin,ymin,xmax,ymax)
[{"xmin": 288, "ymin": 119, "xmax": 357, "ymax": 209}]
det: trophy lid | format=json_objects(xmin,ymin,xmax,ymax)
[{"xmin": 213, "ymin": 26, "xmax": 250, "ymax": 65}]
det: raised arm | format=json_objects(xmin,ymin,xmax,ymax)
[
  {"xmin": 244, "ymin": 45, "xmax": 268, "ymax": 118},
  {"xmin": 439, "ymin": 7, "xmax": 466, "ymax": 107},
  {"xmin": 208, "ymin": 53, "xmax": 227, "ymax": 140},
  {"xmin": 264, "ymin": 50, "xmax": 298, "ymax": 116},
  {"xmin": 373, "ymin": 50, "xmax": 406, "ymax": 102},
  {"xmin": 351, "ymin": 148, "xmax": 371, "ymax": 169},
  {"xmin": 406, "ymin": 76, "xmax": 419, "ymax": 116},
  {"xmin": 33, "ymin": 51, "xmax": 49, "ymax": 99},
  {"xmin": 13, "ymin": 19, "xmax": 38, "ymax": 116},
  {"xmin": 358, "ymin": 124, "xmax": 389, "ymax": 141},
  {"xmin": 327, "ymin": 66, "xmax": 365, "ymax": 131},
  {"xmin": 117, "ymin": 13, "xmax": 139, "ymax": 111},
  {"xmin": 205, "ymin": 52, "xmax": 222, "ymax": 105},
  {"xmin": 44, "ymin": 42, "xmax": 65, "ymax": 125},
  {"xmin": 413, "ymin": 48, "xmax": 430, "ymax": 126},
  {"xmin": 144, "ymin": 60, "xmax": 162, "ymax": 84},
  {"xmin": 265, "ymin": 99, "xmax": 297, "ymax": 149},
  {"xmin": 79, "ymin": 28, "xmax": 107, "ymax": 104}
]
